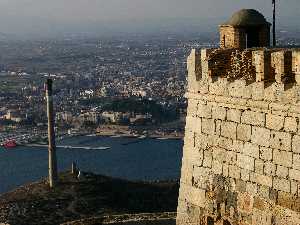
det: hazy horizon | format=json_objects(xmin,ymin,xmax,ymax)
[{"xmin": 0, "ymin": 0, "xmax": 299, "ymax": 39}]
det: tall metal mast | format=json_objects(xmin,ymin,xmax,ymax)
[
  {"xmin": 46, "ymin": 79, "xmax": 58, "ymax": 188},
  {"xmin": 272, "ymin": 0, "xmax": 276, "ymax": 47}
]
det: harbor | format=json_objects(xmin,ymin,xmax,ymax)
[{"xmin": 0, "ymin": 135, "xmax": 183, "ymax": 194}]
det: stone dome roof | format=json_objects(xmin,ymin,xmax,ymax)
[{"xmin": 224, "ymin": 9, "xmax": 270, "ymax": 27}]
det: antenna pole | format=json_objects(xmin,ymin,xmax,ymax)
[
  {"xmin": 272, "ymin": 0, "xmax": 276, "ymax": 47},
  {"xmin": 46, "ymin": 79, "xmax": 58, "ymax": 188}
]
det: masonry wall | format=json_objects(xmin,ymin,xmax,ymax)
[
  {"xmin": 177, "ymin": 48, "xmax": 300, "ymax": 225},
  {"xmin": 220, "ymin": 26, "xmax": 270, "ymax": 49}
]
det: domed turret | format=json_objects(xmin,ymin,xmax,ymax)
[{"xmin": 220, "ymin": 9, "xmax": 271, "ymax": 49}]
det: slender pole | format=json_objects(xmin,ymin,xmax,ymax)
[
  {"xmin": 272, "ymin": 0, "xmax": 276, "ymax": 47},
  {"xmin": 46, "ymin": 79, "xmax": 58, "ymax": 188}
]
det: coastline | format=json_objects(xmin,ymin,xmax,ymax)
[{"xmin": 94, "ymin": 125, "xmax": 184, "ymax": 140}]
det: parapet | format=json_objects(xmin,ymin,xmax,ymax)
[{"xmin": 187, "ymin": 48, "xmax": 300, "ymax": 103}]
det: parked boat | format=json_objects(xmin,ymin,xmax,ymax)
[{"xmin": 1, "ymin": 140, "xmax": 17, "ymax": 149}]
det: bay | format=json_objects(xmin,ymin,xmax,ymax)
[{"xmin": 0, "ymin": 136, "xmax": 183, "ymax": 194}]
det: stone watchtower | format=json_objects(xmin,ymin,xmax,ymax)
[
  {"xmin": 177, "ymin": 9, "xmax": 300, "ymax": 225},
  {"xmin": 220, "ymin": 9, "xmax": 271, "ymax": 49}
]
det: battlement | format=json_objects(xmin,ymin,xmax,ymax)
[{"xmin": 187, "ymin": 48, "xmax": 300, "ymax": 103}]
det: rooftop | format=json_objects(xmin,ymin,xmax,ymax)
[{"xmin": 223, "ymin": 9, "xmax": 271, "ymax": 27}]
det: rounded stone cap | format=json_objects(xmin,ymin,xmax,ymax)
[{"xmin": 223, "ymin": 9, "xmax": 271, "ymax": 27}]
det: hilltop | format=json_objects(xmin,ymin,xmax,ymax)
[{"xmin": 0, "ymin": 172, "xmax": 179, "ymax": 225}]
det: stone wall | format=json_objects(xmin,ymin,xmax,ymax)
[
  {"xmin": 219, "ymin": 26, "xmax": 270, "ymax": 49},
  {"xmin": 177, "ymin": 48, "xmax": 300, "ymax": 225}
]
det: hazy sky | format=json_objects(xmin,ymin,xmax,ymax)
[{"xmin": 0, "ymin": 0, "xmax": 299, "ymax": 37}]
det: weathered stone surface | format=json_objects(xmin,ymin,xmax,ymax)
[
  {"xmin": 251, "ymin": 126, "xmax": 270, "ymax": 147},
  {"xmin": 273, "ymin": 177, "xmax": 291, "ymax": 192},
  {"xmin": 292, "ymin": 135, "xmax": 300, "ymax": 153},
  {"xmin": 237, "ymin": 124, "xmax": 252, "ymax": 141},
  {"xmin": 266, "ymin": 114, "xmax": 284, "ymax": 131},
  {"xmin": 212, "ymin": 106, "xmax": 227, "ymax": 120},
  {"xmin": 250, "ymin": 173, "xmax": 272, "ymax": 187},
  {"xmin": 241, "ymin": 111, "xmax": 265, "ymax": 127},
  {"xmin": 197, "ymin": 103, "xmax": 212, "ymax": 119},
  {"xmin": 293, "ymin": 153, "xmax": 300, "ymax": 171},
  {"xmin": 264, "ymin": 162, "xmax": 276, "ymax": 176},
  {"xmin": 290, "ymin": 169, "xmax": 300, "ymax": 182},
  {"xmin": 273, "ymin": 149, "xmax": 293, "ymax": 168},
  {"xmin": 221, "ymin": 121, "xmax": 237, "ymax": 139},
  {"xmin": 201, "ymin": 118, "xmax": 215, "ymax": 135},
  {"xmin": 227, "ymin": 109, "xmax": 241, "ymax": 123},
  {"xmin": 270, "ymin": 131, "xmax": 292, "ymax": 151},
  {"xmin": 242, "ymin": 142, "xmax": 259, "ymax": 159},
  {"xmin": 276, "ymin": 165, "xmax": 289, "ymax": 178},
  {"xmin": 260, "ymin": 147, "xmax": 273, "ymax": 161},
  {"xmin": 284, "ymin": 117, "xmax": 298, "ymax": 133},
  {"xmin": 237, "ymin": 154, "xmax": 255, "ymax": 171}
]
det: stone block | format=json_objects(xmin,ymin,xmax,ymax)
[
  {"xmin": 237, "ymin": 153, "xmax": 255, "ymax": 171},
  {"xmin": 223, "ymin": 163, "xmax": 229, "ymax": 177},
  {"xmin": 231, "ymin": 140, "xmax": 244, "ymax": 152},
  {"xmin": 276, "ymin": 165, "xmax": 289, "ymax": 178},
  {"xmin": 208, "ymin": 78, "xmax": 229, "ymax": 96},
  {"xmin": 264, "ymin": 162, "xmax": 276, "ymax": 176},
  {"xmin": 250, "ymin": 172, "xmax": 273, "ymax": 187},
  {"xmin": 273, "ymin": 149, "xmax": 293, "ymax": 167},
  {"xmin": 270, "ymin": 131, "xmax": 292, "ymax": 151},
  {"xmin": 284, "ymin": 117, "xmax": 298, "ymax": 133},
  {"xmin": 251, "ymin": 82, "xmax": 265, "ymax": 101},
  {"xmin": 212, "ymin": 159, "xmax": 222, "ymax": 175},
  {"xmin": 255, "ymin": 159, "xmax": 264, "ymax": 174},
  {"xmin": 252, "ymin": 208, "xmax": 272, "ymax": 225},
  {"xmin": 242, "ymin": 142, "xmax": 259, "ymax": 158},
  {"xmin": 251, "ymin": 126, "xmax": 270, "ymax": 147},
  {"xmin": 273, "ymin": 177, "xmax": 291, "ymax": 192},
  {"xmin": 187, "ymin": 186, "xmax": 206, "ymax": 207},
  {"xmin": 221, "ymin": 121, "xmax": 237, "ymax": 139},
  {"xmin": 292, "ymin": 135, "xmax": 300, "ymax": 153},
  {"xmin": 229, "ymin": 165, "xmax": 241, "ymax": 179},
  {"xmin": 246, "ymin": 182, "xmax": 258, "ymax": 195},
  {"xmin": 226, "ymin": 150, "xmax": 237, "ymax": 165},
  {"xmin": 212, "ymin": 106, "xmax": 226, "ymax": 120},
  {"xmin": 186, "ymin": 116, "xmax": 202, "ymax": 134},
  {"xmin": 217, "ymin": 136, "xmax": 233, "ymax": 149},
  {"xmin": 293, "ymin": 153, "xmax": 300, "ymax": 171},
  {"xmin": 203, "ymin": 150, "xmax": 212, "ymax": 168},
  {"xmin": 257, "ymin": 185, "xmax": 270, "ymax": 199},
  {"xmin": 201, "ymin": 118, "xmax": 215, "ymax": 135},
  {"xmin": 237, "ymin": 124, "xmax": 252, "ymax": 141},
  {"xmin": 266, "ymin": 114, "xmax": 284, "ymax": 131},
  {"xmin": 241, "ymin": 110, "xmax": 265, "ymax": 127},
  {"xmin": 193, "ymin": 166, "xmax": 211, "ymax": 189},
  {"xmin": 241, "ymin": 169, "xmax": 250, "ymax": 181},
  {"xmin": 215, "ymin": 120, "xmax": 221, "ymax": 135},
  {"xmin": 197, "ymin": 103, "xmax": 212, "ymax": 118},
  {"xmin": 291, "ymin": 181, "xmax": 298, "ymax": 195},
  {"xmin": 260, "ymin": 147, "xmax": 273, "ymax": 161},
  {"xmin": 187, "ymin": 99, "xmax": 199, "ymax": 117},
  {"xmin": 290, "ymin": 169, "xmax": 300, "ymax": 182},
  {"xmin": 227, "ymin": 109, "xmax": 241, "ymax": 123},
  {"xmin": 237, "ymin": 192, "xmax": 254, "ymax": 214},
  {"xmin": 212, "ymin": 147, "xmax": 226, "ymax": 163}
]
